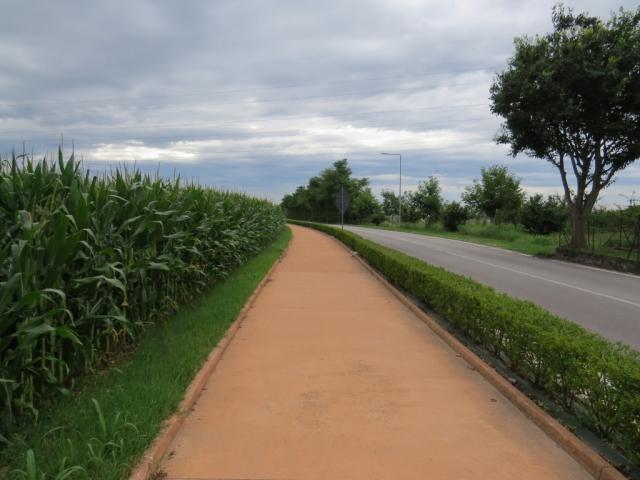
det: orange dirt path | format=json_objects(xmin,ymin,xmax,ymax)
[{"xmin": 161, "ymin": 225, "xmax": 589, "ymax": 479}]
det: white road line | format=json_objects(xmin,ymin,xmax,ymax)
[
  {"xmin": 445, "ymin": 251, "xmax": 640, "ymax": 309},
  {"xmin": 352, "ymin": 228, "xmax": 640, "ymax": 309},
  {"xmin": 546, "ymin": 258, "xmax": 640, "ymax": 280},
  {"xmin": 350, "ymin": 226, "xmax": 640, "ymax": 280}
]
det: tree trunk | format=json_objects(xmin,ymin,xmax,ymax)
[{"xmin": 571, "ymin": 207, "xmax": 589, "ymax": 250}]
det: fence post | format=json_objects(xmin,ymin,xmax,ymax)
[
  {"xmin": 619, "ymin": 211, "xmax": 623, "ymax": 249},
  {"xmin": 636, "ymin": 215, "xmax": 640, "ymax": 265}
]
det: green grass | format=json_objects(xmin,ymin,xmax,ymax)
[
  {"xmin": 360, "ymin": 222, "xmax": 558, "ymax": 256},
  {"xmin": 0, "ymin": 227, "xmax": 291, "ymax": 480},
  {"xmin": 593, "ymin": 246, "xmax": 640, "ymax": 261}
]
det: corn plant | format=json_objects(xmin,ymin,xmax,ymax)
[
  {"xmin": 0, "ymin": 150, "xmax": 284, "ymax": 436},
  {"xmin": 10, "ymin": 449, "xmax": 84, "ymax": 480}
]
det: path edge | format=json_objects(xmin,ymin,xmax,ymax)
[
  {"xmin": 317, "ymin": 227, "xmax": 625, "ymax": 480},
  {"xmin": 128, "ymin": 240, "xmax": 290, "ymax": 480}
]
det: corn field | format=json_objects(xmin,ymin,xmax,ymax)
[{"xmin": 0, "ymin": 150, "xmax": 284, "ymax": 437}]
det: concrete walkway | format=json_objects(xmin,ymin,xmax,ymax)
[{"xmin": 161, "ymin": 225, "xmax": 589, "ymax": 479}]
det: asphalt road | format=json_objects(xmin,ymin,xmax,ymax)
[{"xmin": 344, "ymin": 226, "xmax": 640, "ymax": 349}]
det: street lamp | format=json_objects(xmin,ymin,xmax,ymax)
[{"xmin": 381, "ymin": 152, "xmax": 402, "ymax": 224}]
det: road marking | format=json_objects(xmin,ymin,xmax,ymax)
[
  {"xmin": 445, "ymin": 251, "xmax": 640, "ymax": 309},
  {"xmin": 546, "ymin": 258, "xmax": 640, "ymax": 279},
  {"xmin": 351, "ymin": 228, "xmax": 640, "ymax": 309},
  {"xmin": 349, "ymin": 226, "xmax": 640, "ymax": 280}
]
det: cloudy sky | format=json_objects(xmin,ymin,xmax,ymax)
[{"xmin": 1, "ymin": 0, "xmax": 638, "ymax": 205}]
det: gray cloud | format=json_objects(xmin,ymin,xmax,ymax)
[{"xmin": 1, "ymin": 0, "xmax": 638, "ymax": 204}]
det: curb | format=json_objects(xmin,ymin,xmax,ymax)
[
  {"xmin": 128, "ymin": 245, "xmax": 289, "ymax": 480},
  {"xmin": 321, "ymin": 229, "xmax": 625, "ymax": 480}
]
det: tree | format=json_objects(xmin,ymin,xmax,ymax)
[
  {"xmin": 412, "ymin": 176, "xmax": 443, "ymax": 224},
  {"xmin": 280, "ymin": 159, "xmax": 381, "ymax": 223},
  {"xmin": 442, "ymin": 202, "xmax": 469, "ymax": 232},
  {"xmin": 520, "ymin": 194, "xmax": 567, "ymax": 235},
  {"xmin": 281, "ymin": 186, "xmax": 311, "ymax": 220},
  {"xmin": 490, "ymin": 5, "xmax": 640, "ymax": 248},
  {"xmin": 381, "ymin": 189, "xmax": 399, "ymax": 217},
  {"xmin": 461, "ymin": 165, "xmax": 525, "ymax": 223},
  {"xmin": 350, "ymin": 187, "xmax": 381, "ymax": 222},
  {"xmin": 399, "ymin": 191, "xmax": 422, "ymax": 223}
]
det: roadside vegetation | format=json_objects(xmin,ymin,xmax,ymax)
[
  {"xmin": 0, "ymin": 150, "xmax": 285, "ymax": 477},
  {"xmin": 282, "ymin": 158, "xmax": 640, "ymax": 259},
  {"xmin": 0, "ymin": 227, "xmax": 290, "ymax": 480},
  {"xmin": 361, "ymin": 222, "xmax": 558, "ymax": 256},
  {"xmin": 280, "ymin": 159, "xmax": 379, "ymax": 224},
  {"xmin": 292, "ymin": 220, "xmax": 640, "ymax": 473}
]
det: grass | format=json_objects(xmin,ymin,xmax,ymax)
[
  {"xmin": 359, "ymin": 222, "xmax": 558, "ymax": 256},
  {"xmin": 579, "ymin": 233, "xmax": 640, "ymax": 261},
  {"xmin": 0, "ymin": 227, "xmax": 291, "ymax": 480},
  {"xmin": 594, "ymin": 246, "xmax": 640, "ymax": 261}
]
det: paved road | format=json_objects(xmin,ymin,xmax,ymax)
[
  {"xmin": 162, "ymin": 226, "xmax": 589, "ymax": 479},
  {"xmin": 344, "ymin": 226, "xmax": 640, "ymax": 349}
]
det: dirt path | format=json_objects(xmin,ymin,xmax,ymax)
[{"xmin": 160, "ymin": 225, "xmax": 589, "ymax": 479}]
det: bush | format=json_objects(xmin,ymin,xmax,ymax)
[
  {"xmin": 442, "ymin": 202, "xmax": 468, "ymax": 231},
  {"xmin": 0, "ymin": 151, "xmax": 284, "ymax": 435},
  {"xmin": 520, "ymin": 194, "xmax": 567, "ymax": 234},
  {"xmin": 290, "ymin": 220, "xmax": 640, "ymax": 466},
  {"xmin": 369, "ymin": 212, "xmax": 386, "ymax": 225}
]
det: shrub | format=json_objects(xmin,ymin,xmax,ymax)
[
  {"xmin": 290, "ymin": 220, "xmax": 640, "ymax": 466},
  {"xmin": 369, "ymin": 212, "xmax": 386, "ymax": 225},
  {"xmin": 520, "ymin": 194, "xmax": 567, "ymax": 234},
  {"xmin": 0, "ymin": 151, "xmax": 284, "ymax": 435},
  {"xmin": 442, "ymin": 202, "xmax": 468, "ymax": 231}
]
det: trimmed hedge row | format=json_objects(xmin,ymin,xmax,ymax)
[{"xmin": 290, "ymin": 220, "xmax": 640, "ymax": 466}]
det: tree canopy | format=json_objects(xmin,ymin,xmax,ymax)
[
  {"xmin": 412, "ymin": 176, "xmax": 443, "ymax": 224},
  {"xmin": 490, "ymin": 4, "xmax": 640, "ymax": 247},
  {"xmin": 461, "ymin": 165, "xmax": 524, "ymax": 223},
  {"xmin": 381, "ymin": 190, "xmax": 399, "ymax": 217},
  {"xmin": 280, "ymin": 159, "xmax": 380, "ymax": 223}
]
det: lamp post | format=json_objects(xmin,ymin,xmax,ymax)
[{"xmin": 381, "ymin": 152, "xmax": 402, "ymax": 224}]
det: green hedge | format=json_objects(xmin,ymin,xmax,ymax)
[
  {"xmin": 290, "ymin": 220, "xmax": 640, "ymax": 466},
  {"xmin": 0, "ymin": 151, "xmax": 284, "ymax": 437}
]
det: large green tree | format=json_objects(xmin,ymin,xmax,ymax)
[
  {"xmin": 411, "ymin": 176, "xmax": 443, "ymax": 224},
  {"xmin": 281, "ymin": 159, "xmax": 380, "ymax": 223},
  {"xmin": 490, "ymin": 5, "xmax": 640, "ymax": 248},
  {"xmin": 462, "ymin": 165, "xmax": 525, "ymax": 223},
  {"xmin": 398, "ymin": 191, "xmax": 422, "ymax": 223},
  {"xmin": 381, "ymin": 189, "xmax": 399, "ymax": 217}
]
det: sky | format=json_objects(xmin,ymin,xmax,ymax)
[{"xmin": 1, "ymin": 0, "xmax": 638, "ymax": 206}]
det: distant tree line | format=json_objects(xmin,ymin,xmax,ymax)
[
  {"xmin": 281, "ymin": 159, "xmax": 572, "ymax": 235},
  {"xmin": 280, "ymin": 159, "xmax": 379, "ymax": 224}
]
